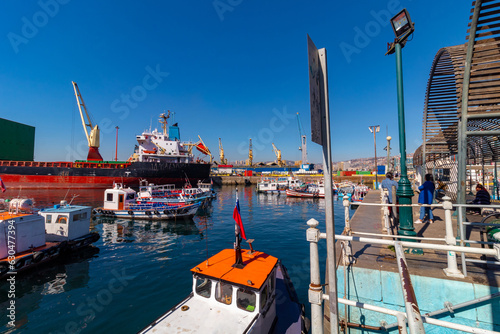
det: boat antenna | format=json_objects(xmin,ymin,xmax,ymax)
[
  {"xmin": 63, "ymin": 188, "xmax": 71, "ymax": 200},
  {"xmin": 69, "ymin": 194, "xmax": 79, "ymax": 205}
]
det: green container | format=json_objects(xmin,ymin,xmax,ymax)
[{"xmin": 0, "ymin": 118, "xmax": 35, "ymax": 161}]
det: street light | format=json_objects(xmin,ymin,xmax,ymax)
[
  {"xmin": 386, "ymin": 135, "xmax": 392, "ymax": 173},
  {"xmin": 386, "ymin": 8, "xmax": 417, "ymax": 241},
  {"xmin": 369, "ymin": 125, "xmax": 380, "ymax": 189}
]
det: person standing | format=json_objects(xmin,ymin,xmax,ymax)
[
  {"xmin": 415, "ymin": 173, "xmax": 435, "ymax": 224},
  {"xmin": 381, "ymin": 172, "xmax": 398, "ymax": 204}
]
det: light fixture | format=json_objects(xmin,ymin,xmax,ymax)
[{"xmin": 390, "ymin": 9, "xmax": 414, "ymax": 39}]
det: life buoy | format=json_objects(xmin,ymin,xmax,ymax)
[
  {"xmin": 58, "ymin": 216, "xmax": 68, "ymax": 224},
  {"xmin": 32, "ymin": 252, "xmax": 44, "ymax": 263}
]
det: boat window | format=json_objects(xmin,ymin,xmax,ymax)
[
  {"xmin": 215, "ymin": 282, "xmax": 233, "ymax": 305},
  {"xmin": 237, "ymin": 288, "xmax": 256, "ymax": 312},
  {"xmin": 106, "ymin": 193, "xmax": 113, "ymax": 202},
  {"xmin": 268, "ymin": 272, "xmax": 275, "ymax": 293},
  {"xmin": 46, "ymin": 214, "xmax": 52, "ymax": 224},
  {"xmin": 126, "ymin": 193, "xmax": 135, "ymax": 200},
  {"xmin": 56, "ymin": 216, "xmax": 68, "ymax": 224},
  {"xmin": 195, "ymin": 276, "xmax": 212, "ymax": 298},
  {"xmin": 261, "ymin": 285, "xmax": 268, "ymax": 308}
]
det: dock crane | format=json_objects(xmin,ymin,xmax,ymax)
[
  {"xmin": 272, "ymin": 143, "xmax": 285, "ymax": 167},
  {"xmin": 296, "ymin": 112, "xmax": 307, "ymax": 164},
  {"xmin": 248, "ymin": 138, "xmax": 253, "ymax": 166},
  {"xmin": 72, "ymin": 81, "xmax": 103, "ymax": 161},
  {"xmin": 219, "ymin": 138, "xmax": 228, "ymax": 165}
]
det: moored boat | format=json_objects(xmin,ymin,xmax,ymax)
[
  {"xmin": 0, "ymin": 199, "xmax": 99, "ymax": 278},
  {"xmin": 94, "ymin": 183, "xmax": 201, "ymax": 220},
  {"xmin": 138, "ymin": 192, "xmax": 307, "ymax": 334}
]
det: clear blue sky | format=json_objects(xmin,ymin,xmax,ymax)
[{"xmin": 0, "ymin": 0, "xmax": 471, "ymax": 164}]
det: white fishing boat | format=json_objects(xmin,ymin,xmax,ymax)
[
  {"xmin": 138, "ymin": 193, "xmax": 307, "ymax": 333},
  {"xmin": 257, "ymin": 177, "xmax": 303, "ymax": 194},
  {"xmin": 0, "ymin": 199, "xmax": 99, "ymax": 278},
  {"xmin": 94, "ymin": 184, "xmax": 200, "ymax": 220}
]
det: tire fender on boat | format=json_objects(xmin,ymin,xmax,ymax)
[
  {"xmin": 14, "ymin": 257, "xmax": 25, "ymax": 270},
  {"xmin": 0, "ymin": 262, "xmax": 9, "ymax": 275},
  {"xmin": 145, "ymin": 211, "xmax": 152, "ymax": 215},
  {"xmin": 128, "ymin": 210, "xmax": 134, "ymax": 215},
  {"xmin": 32, "ymin": 251, "xmax": 45, "ymax": 263},
  {"xmin": 163, "ymin": 209, "xmax": 169, "ymax": 214},
  {"xmin": 154, "ymin": 210, "xmax": 160, "ymax": 215}
]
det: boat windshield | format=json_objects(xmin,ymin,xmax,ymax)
[
  {"xmin": 236, "ymin": 288, "xmax": 256, "ymax": 312},
  {"xmin": 215, "ymin": 281, "xmax": 233, "ymax": 305},
  {"xmin": 195, "ymin": 276, "xmax": 212, "ymax": 298}
]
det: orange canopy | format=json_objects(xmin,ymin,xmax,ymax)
[{"xmin": 191, "ymin": 249, "xmax": 278, "ymax": 290}]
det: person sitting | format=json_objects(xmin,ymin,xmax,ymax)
[
  {"xmin": 415, "ymin": 174, "xmax": 435, "ymax": 224},
  {"xmin": 381, "ymin": 172, "xmax": 398, "ymax": 204},
  {"xmin": 472, "ymin": 184, "xmax": 491, "ymax": 205}
]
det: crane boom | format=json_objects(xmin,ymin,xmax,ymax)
[
  {"xmin": 296, "ymin": 112, "xmax": 307, "ymax": 164},
  {"xmin": 272, "ymin": 143, "xmax": 285, "ymax": 167},
  {"xmin": 248, "ymin": 138, "xmax": 253, "ymax": 166},
  {"xmin": 72, "ymin": 81, "xmax": 103, "ymax": 161},
  {"xmin": 219, "ymin": 138, "xmax": 227, "ymax": 165}
]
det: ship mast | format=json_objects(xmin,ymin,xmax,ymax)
[
  {"xmin": 159, "ymin": 110, "xmax": 171, "ymax": 136},
  {"xmin": 72, "ymin": 81, "xmax": 103, "ymax": 161}
]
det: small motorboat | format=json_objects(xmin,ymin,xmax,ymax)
[
  {"xmin": 94, "ymin": 184, "xmax": 201, "ymax": 220},
  {"xmin": 138, "ymin": 194, "xmax": 308, "ymax": 333},
  {"xmin": 0, "ymin": 199, "xmax": 99, "ymax": 278}
]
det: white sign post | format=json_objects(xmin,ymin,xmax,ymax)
[{"xmin": 307, "ymin": 34, "xmax": 339, "ymax": 334}]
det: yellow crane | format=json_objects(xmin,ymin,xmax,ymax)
[
  {"xmin": 219, "ymin": 138, "xmax": 227, "ymax": 165},
  {"xmin": 248, "ymin": 138, "xmax": 253, "ymax": 166},
  {"xmin": 72, "ymin": 81, "xmax": 103, "ymax": 161},
  {"xmin": 272, "ymin": 143, "xmax": 285, "ymax": 167}
]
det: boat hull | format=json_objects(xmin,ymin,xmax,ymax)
[
  {"xmin": 94, "ymin": 205, "xmax": 199, "ymax": 220},
  {"xmin": 286, "ymin": 189, "xmax": 324, "ymax": 198},
  {"xmin": 0, "ymin": 161, "xmax": 211, "ymax": 189}
]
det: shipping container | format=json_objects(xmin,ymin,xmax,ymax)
[
  {"xmin": 0, "ymin": 214, "xmax": 45, "ymax": 258},
  {"xmin": 0, "ymin": 118, "xmax": 35, "ymax": 161}
]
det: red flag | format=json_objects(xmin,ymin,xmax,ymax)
[
  {"xmin": 0, "ymin": 178, "xmax": 5, "ymax": 193},
  {"xmin": 233, "ymin": 198, "xmax": 246, "ymax": 240}
]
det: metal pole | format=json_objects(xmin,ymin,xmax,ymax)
[
  {"xmin": 458, "ymin": 0, "xmax": 482, "ymax": 222},
  {"xmin": 442, "ymin": 196, "xmax": 464, "ymax": 278},
  {"xmin": 318, "ymin": 47, "xmax": 339, "ymax": 333},
  {"xmin": 374, "ymin": 129, "xmax": 378, "ymax": 188},
  {"xmin": 307, "ymin": 218, "xmax": 323, "ymax": 334},
  {"xmin": 115, "ymin": 126, "xmax": 119, "ymax": 161},
  {"xmin": 495, "ymin": 162, "xmax": 498, "ymax": 200},
  {"xmin": 394, "ymin": 42, "xmax": 416, "ymax": 239},
  {"xmin": 387, "ymin": 136, "xmax": 392, "ymax": 173}
]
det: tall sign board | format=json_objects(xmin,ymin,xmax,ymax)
[{"xmin": 307, "ymin": 35, "xmax": 323, "ymax": 145}]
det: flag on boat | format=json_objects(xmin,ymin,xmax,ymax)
[
  {"xmin": 233, "ymin": 196, "xmax": 246, "ymax": 240},
  {"xmin": 0, "ymin": 178, "xmax": 5, "ymax": 193}
]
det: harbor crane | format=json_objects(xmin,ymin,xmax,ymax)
[
  {"xmin": 248, "ymin": 138, "xmax": 253, "ymax": 166},
  {"xmin": 72, "ymin": 81, "xmax": 103, "ymax": 161},
  {"xmin": 296, "ymin": 112, "xmax": 307, "ymax": 164},
  {"xmin": 272, "ymin": 143, "xmax": 285, "ymax": 167},
  {"xmin": 219, "ymin": 138, "xmax": 228, "ymax": 165}
]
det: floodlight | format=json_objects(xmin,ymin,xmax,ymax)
[{"xmin": 391, "ymin": 9, "xmax": 414, "ymax": 38}]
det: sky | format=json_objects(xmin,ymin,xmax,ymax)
[{"xmin": 0, "ymin": 0, "xmax": 472, "ymax": 164}]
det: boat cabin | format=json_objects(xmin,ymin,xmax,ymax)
[
  {"xmin": 40, "ymin": 201, "xmax": 92, "ymax": 242},
  {"xmin": 137, "ymin": 181, "xmax": 175, "ymax": 199},
  {"xmin": 103, "ymin": 184, "xmax": 137, "ymax": 210},
  {"xmin": 188, "ymin": 248, "xmax": 278, "ymax": 333},
  {"xmin": 0, "ymin": 211, "xmax": 45, "ymax": 258}
]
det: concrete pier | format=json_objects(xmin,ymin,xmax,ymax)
[{"xmin": 322, "ymin": 190, "xmax": 500, "ymax": 333}]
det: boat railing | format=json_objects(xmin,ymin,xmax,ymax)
[{"xmin": 307, "ymin": 196, "xmax": 500, "ymax": 334}]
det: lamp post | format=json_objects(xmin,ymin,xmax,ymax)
[
  {"xmin": 386, "ymin": 135, "xmax": 392, "ymax": 173},
  {"xmin": 386, "ymin": 9, "xmax": 416, "ymax": 239},
  {"xmin": 115, "ymin": 126, "xmax": 119, "ymax": 161},
  {"xmin": 369, "ymin": 126, "xmax": 380, "ymax": 189}
]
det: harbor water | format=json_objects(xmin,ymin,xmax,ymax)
[{"xmin": 0, "ymin": 186, "xmax": 353, "ymax": 334}]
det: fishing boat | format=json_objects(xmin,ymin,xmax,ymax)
[
  {"xmin": 0, "ymin": 199, "xmax": 99, "ymax": 278},
  {"xmin": 94, "ymin": 183, "xmax": 201, "ymax": 220},
  {"xmin": 0, "ymin": 111, "xmax": 210, "ymax": 189},
  {"xmin": 286, "ymin": 182, "xmax": 325, "ymax": 198},
  {"xmin": 138, "ymin": 193, "xmax": 307, "ymax": 334},
  {"xmin": 137, "ymin": 180, "xmax": 216, "ymax": 204},
  {"xmin": 257, "ymin": 177, "xmax": 303, "ymax": 194}
]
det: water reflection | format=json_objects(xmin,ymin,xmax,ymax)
[{"xmin": 0, "ymin": 246, "xmax": 99, "ymax": 332}]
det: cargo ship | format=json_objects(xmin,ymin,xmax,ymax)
[{"xmin": 0, "ymin": 112, "xmax": 211, "ymax": 189}]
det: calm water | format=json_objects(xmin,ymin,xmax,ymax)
[{"xmin": 0, "ymin": 186, "xmax": 352, "ymax": 334}]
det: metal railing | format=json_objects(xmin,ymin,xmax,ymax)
[{"xmin": 307, "ymin": 194, "xmax": 500, "ymax": 334}]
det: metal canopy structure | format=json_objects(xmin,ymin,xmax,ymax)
[{"xmin": 415, "ymin": 0, "xmax": 500, "ymax": 171}]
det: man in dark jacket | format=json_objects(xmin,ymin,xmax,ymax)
[{"xmin": 472, "ymin": 184, "xmax": 491, "ymax": 205}]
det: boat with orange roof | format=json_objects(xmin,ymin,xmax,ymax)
[{"xmin": 138, "ymin": 193, "xmax": 308, "ymax": 334}]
